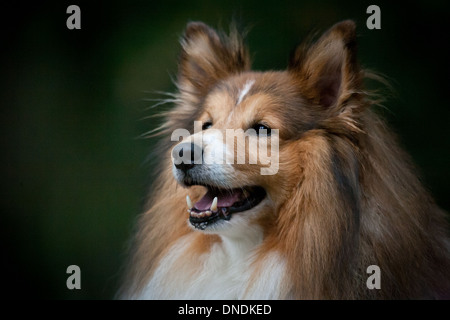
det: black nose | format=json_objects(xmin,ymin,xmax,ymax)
[{"xmin": 172, "ymin": 142, "xmax": 203, "ymax": 173}]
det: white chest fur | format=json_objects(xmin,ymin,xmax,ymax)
[{"xmin": 136, "ymin": 229, "xmax": 288, "ymax": 299}]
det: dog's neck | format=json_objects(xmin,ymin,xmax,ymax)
[
  {"xmin": 216, "ymin": 225, "xmax": 264, "ymax": 260},
  {"xmin": 210, "ymin": 221, "xmax": 264, "ymax": 263}
]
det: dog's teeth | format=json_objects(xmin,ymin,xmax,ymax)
[
  {"xmin": 211, "ymin": 197, "xmax": 218, "ymax": 212},
  {"xmin": 205, "ymin": 210, "xmax": 212, "ymax": 217},
  {"xmin": 186, "ymin": 195, "xmax": 193, "ymax": 209}
]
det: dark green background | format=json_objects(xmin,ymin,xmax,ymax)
[{"xmin": 1, "ymin": 0, "xmax": 448, "ymax": 299}]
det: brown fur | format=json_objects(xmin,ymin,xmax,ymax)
[{"xmin": 119, "ymin": 20, "xmax": 450, "ymax": 299}]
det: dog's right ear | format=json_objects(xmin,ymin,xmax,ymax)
[
  {"xmin": 178, "ymin": 22, "xmax": 250, "ymax": 102},
  {"xmin": 288, "ymin": 20, "xmax": 362, "ymax": 112}
]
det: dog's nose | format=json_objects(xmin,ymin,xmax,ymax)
[{"xmin": 172, "ymin": 142, "xmax": 203, "ymax": 173}]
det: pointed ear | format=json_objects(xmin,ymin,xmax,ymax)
[
  {"xmin": 289, "ymin": 20, "xmax": 362, "ymax": 110},
  {"xmin": 178, "ymin": 22, "xmax": 250, "ymax": 101}
]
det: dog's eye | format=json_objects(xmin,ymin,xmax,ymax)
[
  {"xmin": 202, "ymin": 121, "xmax": 212, "ymax": 130},
  {"xmin": 252, "ymin": 123, "xmax": 272, "ymax": 136}
]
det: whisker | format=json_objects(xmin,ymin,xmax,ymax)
[
  {"xmin": 143, "ymin": 98, "xmax": 181, "ymax": 110},
  {"xmin": 138, "ymin": 123, "xmax": 170, "ymax": 139}
]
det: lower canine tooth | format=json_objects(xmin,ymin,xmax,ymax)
[
  {"xmin": 211, "ymin": 197, "xmax": 218, "ymax": 212},
  {"xmin": 186, "ymin": 195, "xmax": 193, "ymax": 209}
]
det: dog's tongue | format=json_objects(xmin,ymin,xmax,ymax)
[{"xmin": 194, "ymin": 188, "xmax": 242, "ymax": 211}]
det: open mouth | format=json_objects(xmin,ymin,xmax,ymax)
[{"xmin": 186, "ymin": 185, "xmax": 266, "ymax": 230}]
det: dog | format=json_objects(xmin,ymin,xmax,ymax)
[{"xmin": 119, "ymin": 20, "xmax": 450, "ymax": 299}]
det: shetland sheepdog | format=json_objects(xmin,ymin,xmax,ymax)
[{"xmin": 120, "ymin": 20, "xmax": 450, "ymax": 299}]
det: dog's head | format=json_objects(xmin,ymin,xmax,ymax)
[{"xmin": 169, "ymin": 21, "xmax": 364, "ymax": 234}]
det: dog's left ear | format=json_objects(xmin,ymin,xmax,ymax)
[
  {"xmin": 178, "ymin": 22, "xmax": 250, "ymax": 102},
  {"xmin": 289, "ymin": 20, "xmax": 362, "ymax": 110}
]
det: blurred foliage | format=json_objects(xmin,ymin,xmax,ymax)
[{"xmin": 1, "ymin": 0, "xmax": 448, "ymax": 299}]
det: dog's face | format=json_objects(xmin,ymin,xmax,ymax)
[
  {"xmin": 171, "ymin": 72, "xmax": 307, "ymax": 234},
  {"xmin": 169, "ymin": 21, "xmax": 360, "ymax": 234}
]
